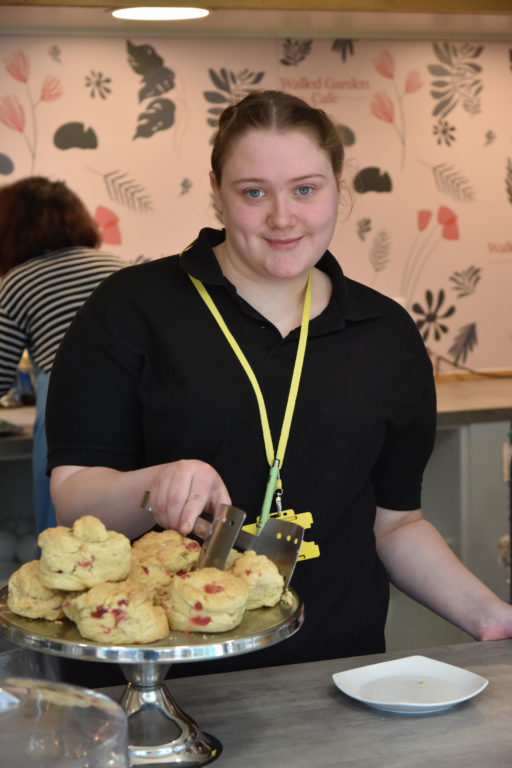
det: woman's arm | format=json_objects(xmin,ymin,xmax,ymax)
[
  {"xmin": 50, "ymin": 460, "xmax": 232, "ymax": 540},
  {"xmin": 375, "ymin": 506, "xmax": 512, "ymax": 641}
]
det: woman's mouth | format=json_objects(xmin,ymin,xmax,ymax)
[{"xmin": 264, "ymin": 236, "xmax": 303, "ymax": 249}]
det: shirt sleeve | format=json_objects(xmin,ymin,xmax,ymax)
[
  {"xmin": 46, "ymin": 272, "xmax": 145, "ymax": 472},
  {"xmin": 0, "ymin": 304, "xmax": 27, "ymax": 396},
  {"xmin": 370, "ymin": 339, "xmax": 437, "ymax": 511}
]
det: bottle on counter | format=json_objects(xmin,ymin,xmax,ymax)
[{"xmin": 15, "ymin": 349, "xmax": 36, "ymax": 406}]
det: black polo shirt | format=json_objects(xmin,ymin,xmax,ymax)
[{"xmin": 47, "ymin": 226, "xmax": 436, "ymax": 671}]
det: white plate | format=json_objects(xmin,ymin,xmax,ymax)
[{"xmin": 332, "ymin": 655, "xmax": 488, "ymax": 714}]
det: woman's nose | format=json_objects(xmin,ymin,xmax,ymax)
[{"xmin": 267, "ymin": 195, "xmax": 296, "ymax": 228}]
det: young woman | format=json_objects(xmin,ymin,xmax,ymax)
[
  {"xmin": 46, "ymin": 91, "xmax": 512, "ymax": 672},
  {"xmin": 0, "ymin": 176, "xmax": 125, "ymax": 533}
]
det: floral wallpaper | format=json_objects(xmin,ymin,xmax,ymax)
[{"xmin": 0, "ymin": 35, "xmax": 511, "ymax": 372}]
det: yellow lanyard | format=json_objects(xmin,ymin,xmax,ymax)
[{"xmin": 188, "ymin": 270, "xmax": 312, "ymax": 531}]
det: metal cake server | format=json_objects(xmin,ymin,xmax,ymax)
[{"xmin": 140, "ymin": 493, "xmax": 304, "ymax": 587}]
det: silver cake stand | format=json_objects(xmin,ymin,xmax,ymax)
[{"xmin": 0, "ymin": 584, "xmax": 303, "ymax": 766}]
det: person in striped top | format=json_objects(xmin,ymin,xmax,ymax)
[{"xmin": 0, "ymin": 176, "xmax": 126, "ymax": 533}]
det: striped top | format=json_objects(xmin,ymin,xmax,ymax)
[{"xmin": 0, "ymin": 247, "xmax": 126, "ymax": 393}]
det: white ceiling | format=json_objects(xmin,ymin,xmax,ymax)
[{"xmin": 0, "ymin": 5, "xmax": 511, "ymax": 39}]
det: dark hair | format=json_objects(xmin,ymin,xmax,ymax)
[
  {"xmin": 0, "ymin": 176, "xmax": 100, "ymax": 276},
  {"xmin": 211, "ymin": 90, "xmax": 344, "ymax": 186}
]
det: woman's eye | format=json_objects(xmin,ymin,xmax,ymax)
[
  {"xmin": 296, "ymin": 185, "xmax": 313, "ymax": 196},
  {"xmin": 245, "ymin": 188, "xmax": 263, "ymax": 199}
]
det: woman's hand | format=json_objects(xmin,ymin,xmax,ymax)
[
  {"xmin": 147, "ymin": 459, "xmax": 232, "ymax": 535},
  {"xmin": 50, "ymin": 460, "xmax": 231, "ymax": 540}
]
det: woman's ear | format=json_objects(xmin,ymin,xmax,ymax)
[{"xmin": 210, "ymin": 171, "xmax": 222, "ymax": 219}]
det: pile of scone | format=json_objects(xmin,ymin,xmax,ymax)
[{"xmin": 6, "ymin": 515, "xmax": 285, "ymax": 644}]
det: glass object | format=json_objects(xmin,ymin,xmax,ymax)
[{"xmin": 0, "ymin": 677, "xmax": 129, "ymax": 767}]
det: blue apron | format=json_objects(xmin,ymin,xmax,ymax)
[{"xmin": 32, "ymin": 364, "xmax": 57, "ymax": 533}]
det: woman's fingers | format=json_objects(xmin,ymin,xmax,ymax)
[{"xmin": 149, "ymin": 460, "xmax": 231, "ymax": 534}]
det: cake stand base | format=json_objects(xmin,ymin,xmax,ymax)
[
  {"xmin": 120, "ymin": 662, "xmax": 222, "ymax": 766},
  {"xmin": 0, "ymin": 584, "xmax": 303, "ymax": 768}
]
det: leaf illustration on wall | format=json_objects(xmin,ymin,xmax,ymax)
[
  {"xmin": 432, "ymin": 163, "xmax": 475, "ymax": 202},
  {"xmin": 506, "ymin": 158, "xmax": 512, "ymax": 205},
  {"xmin": 369, "ymin": 229, "xmax": 391, "ymax": 274},
  {"xmin": 133, "ymin": 98, "xmax": 175, "ymax": 139},
  {"xmin": 203, "ymin": 67, "xmax": 265, "ymax": 135},
  {"xmin": 180, "ymin": 178, "xmax": 192, "ymax": 195},
  {"xmin": 280, "ymin": 39, "xmax": 313, "ymax": 66},
  {"xmin": 48, "ymin": 45, "xmax": 62, "ymax": 64},
  {"xmin": 357, "ymin": 218, "xmax": 371, "ymax": 241},
  {"xmin": 331, "ymin": 39, "xmax": 355, "ymax": 62},
  {"xmin": 0, "ymin": 153, "xmax": 14, "ymax": 175},
  {"xmin": 54, "ymin": 122, "xmax": 97, "ymax": 150},
  {"xmin": 449, "ymin": 265, "xmax": 481, "ymax": 297},
  {"xmin": 484, "ymin": 130, "xmax": 496, "ymax": 146},
  {"xmin": 353, "ymin": 167, "xmax": 392, "ymax": 193},
  {"xmin": 126, "ymin": 40, "xmax": 175, "ymax": 102},
  {"xmin": 448, "ymin": 322, "xmax": 477, "ymax": 363},
  {"xmin": 337, "ymin": 124, "xmax": 356, "ymax": 147},
  {"xmin": 428, "ymin": 42, "xmax": 484, "ymax": 118},
  {"xmin": 101, "ymin": 170, "xmax": 153, "ymax": 212}
]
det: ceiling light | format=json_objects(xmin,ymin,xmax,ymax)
[{"xmin": 112, "ymin": 7, "xmax": 209, "ymax": 21}]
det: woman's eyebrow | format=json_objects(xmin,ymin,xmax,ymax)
[{"xmin": 232, "ymin": 173, "xmax": 326, "ymax": 184}]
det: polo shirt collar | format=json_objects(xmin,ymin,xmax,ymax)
[{"xmin": 179, "ymin": 227, "xmax": 381, "ymax": 330}]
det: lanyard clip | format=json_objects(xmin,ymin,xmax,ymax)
[{"xmin": 274, "ymin": 467, "xmax": 283, "ymax": 512}]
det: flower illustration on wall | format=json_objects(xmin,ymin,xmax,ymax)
[
  {"xmin": 0, "ymin": 49, "xmax": 63, "ymax": 174},
  {"xmin": 401, "ymin": 205, "xmax": 459, "ymax": 307},
  {"xmin": 412, "ymin": 289, "xmax": 456, "ymax": 342},
  {"xmin": 433, "ymin": 118, "xmax": 456, "ymax": 146},
  {"xmin": 85, "ymin": 70, "xmax": 112, "ymax": 100},
  {"xmin": 94, "ymin": 205, "xmax": 121, "ymax": 245},
  {"xmin": 370, "ymin": 49, "xmax": 423, "ymax": 170}
]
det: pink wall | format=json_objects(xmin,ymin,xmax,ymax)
[{"xmin": 1, "ymin": 35, "xmax": 510, "ymax": 371}]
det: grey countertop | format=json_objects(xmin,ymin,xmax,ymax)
[
  {"xmin": 0, "ymin": 406, "xmax": 33, "ymax": 459},
  {"xmin": 101, "ymin": 638, "xmax": 512, "ymax": 768}
]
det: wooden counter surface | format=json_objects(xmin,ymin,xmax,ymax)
[{"xmin": 436, "ymin": 377, "xmax": 512, "ymax": 426}]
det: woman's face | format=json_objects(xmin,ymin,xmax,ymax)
[{"xmin": 211, "ymin": 128, "xmax": 339, "ymax": 283}]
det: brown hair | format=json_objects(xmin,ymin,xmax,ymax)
[
  {"xmin": 0, "ymin": 176, "xmax": 100, "ymax": 276},
  {"xmin": 211, "ymin": 90, "xmax": 344, "ymax": 186}
]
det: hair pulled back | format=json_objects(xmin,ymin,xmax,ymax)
[
  {"xmin": 0, "ymin": 176, "xmax": 100, "ymax": 276},
  {"xmin": 211, "ymin": 90, "xmax": 344, "ymax": 185}
]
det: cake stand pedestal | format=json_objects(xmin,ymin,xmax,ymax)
[{"xmin": 0, "ymin": 585, "xmax": 303, "ymax": 766}]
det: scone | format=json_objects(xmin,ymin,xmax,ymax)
[
  {"xmin": 62, "ymin": 580, "xmax": 169, "ymax": 643},
  {"xmin": 132, "ymin": 529, "xmax": 201, "ymax": 575},
  {"xmin": 159, "ymin": 567, "xmax": 249, "ymax": 633},
  {"xmin": 7, "ymin": 559, "xmax": 71, "ymax": 620},
  {"xmin": 229, "ymin": 550, "xmax": 284, "ymax": 609},
  {"xmin": 128, "ymin": 552, "xmax": 173, "ymax": 592},
  {"xmin": 38, "ymin": 515, "xmax": 131, "ymax": 590}
]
